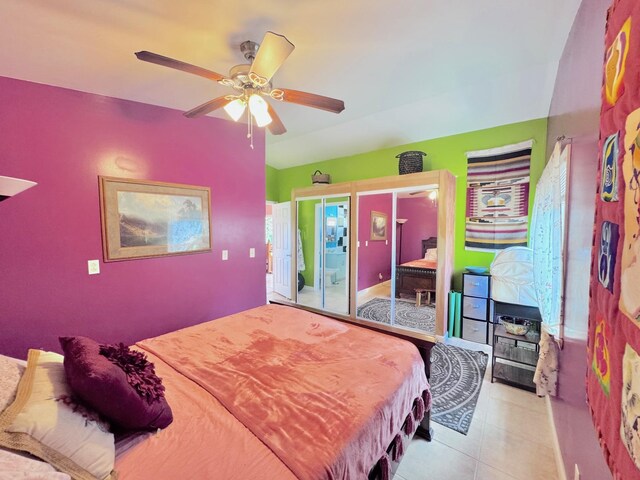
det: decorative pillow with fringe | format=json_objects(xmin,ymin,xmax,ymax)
[{"xmin": 60, "ymin": 336, "xmax": 172, "ymax": 431}]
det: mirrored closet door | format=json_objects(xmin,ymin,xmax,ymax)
[
  {"xmin": 355, "ymin": 186, "xmax": 439, "ymax": 335},
  {"xmin": 354, "ymin": 192, "xmax": 395, "ymax": 324},
  {"xmin": 295, "ymin": 195, "xmax": 350, "ymax": 315}
]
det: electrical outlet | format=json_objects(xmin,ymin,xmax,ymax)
[
  {"xmin": 87, "ymin": 260, "xmax": 100, "ymax": 275},
  {"xmin": 222, "ymin": 250, "xmax": 229, "ymax": 261},
  {"xmin": 365, "ymin": 241, "xmax": 368, "ymax": 247},
  {"xmin": 574, "ymin": 464, "xmax": 580, "ymax": 480},
  {"xmin": 249, "ymin": 248, "xmax": 255, "ymax": 258}
]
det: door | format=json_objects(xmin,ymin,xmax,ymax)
[{"xmin": 272, "ymin": 202, "xmax": 291, "ymax": 299}]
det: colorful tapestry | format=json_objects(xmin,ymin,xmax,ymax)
[
  {"xmin": 601, "ymin": 133, "xmax": 620, "ymax": 202},
  {"xmin": 598, "ymin": 221, "xmax": 619, "ymax": 293},
  {"xmin": 621, "ymin": 343, "xmax": 640, "ymax": 469},
  {"xmin": 465, "ymin": 140, "xmax": 532, "ymax": 251},
  {"xmin": 593, "ymin": 319, "xmax": 611, "ymax": 396},
  {"xmin": 620, "ymin": 109, "xmax": 640, "ymax": 322},
  {"xmin": 588, "ymin": 1, "xmax": 640, "ymax": 478}
]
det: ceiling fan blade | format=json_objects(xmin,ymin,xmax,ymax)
[
  {"xmin": 266, "ymin": 102, "xmax": 287, "ymax": 135},
  {"xmin": 248, "ymin": 32, "xmax": 295, "ymax": 86},
  {"xmin": 183, "ymin": 96, "xmax": 231, "ymax": 118},
  {"xmin": 278, "ymin": 88, "xmax": 345, "ymax": 114},
  {"xmin": 135, "ymin": 51, "xmax": 226, "ymax": 82}
]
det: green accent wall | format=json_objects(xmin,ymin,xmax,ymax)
[
  {"xmin": 266, "ymin": 164, "xmax": 279, "ymax": 202},
  {"xmin": 269, "ymin": 118, "xmax": 548, "ymax": 289}
]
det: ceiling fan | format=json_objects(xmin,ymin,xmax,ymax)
[{"xmin": 135, "ymin": 32, "xmax": 345, "ymax": 144}]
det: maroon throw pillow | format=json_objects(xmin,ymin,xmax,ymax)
[{"xmin": 59, "ymin": 336, "xmax": 173, "ymax": 431}]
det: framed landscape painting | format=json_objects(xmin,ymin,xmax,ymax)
[
  {"xmin": 99, "ymin": 176, "xmax": 212, "ymax": 261},
  {"xmin": 370, "ymin": 210, "xmax": 388, "ymax": 241}
]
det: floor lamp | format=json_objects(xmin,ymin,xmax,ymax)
[
  {"xmin": 396, "ymin": 218, "xmax": 408, "ymax": 264},
  {"xmin": 0, "ymin": 175, "xmax": 37, "ymax": 202}
]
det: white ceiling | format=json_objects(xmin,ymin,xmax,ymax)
[{"xmin": 0, "ymin": 0, "xmax": 581, "ymax": 169}]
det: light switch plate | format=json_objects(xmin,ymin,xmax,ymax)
[
  {"xmin": 365, "ymin": 241, "xmax": 368, "ymax": 247},
  {"xmin": 87, "ymin": 260, "xmax": 100, "ymax": 275},
  {"xmin": 222, "ymin": 250, "xmax": 229, "ymax": 261},
  {"xmin": 249, "ymin": 248, "xmax": 255, "ymax": 258},
  {"xmin": 357, "ymin": 241, "xmax": 360, "ymax": 248}
]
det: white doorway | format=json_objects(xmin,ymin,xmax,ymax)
[{"xmin": 272, "ymin": 201, "xmax": 292, "ymax": 299}]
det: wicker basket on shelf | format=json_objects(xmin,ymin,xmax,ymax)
[
  {"xmin": 311, "ymin": 170, "xmax": 331, "ymax": 184},
  {"xmin": 396, "ymin": 151, "xmax": 426, "ymax": 175}
]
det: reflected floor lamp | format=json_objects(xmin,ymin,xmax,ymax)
[{"xmin": 396, "ymin": 218, "xmax": 408, "ymax": 264}]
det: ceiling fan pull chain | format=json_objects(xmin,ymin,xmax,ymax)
[{"xmin": 248, "ymin": 107, "xmax": 254, "ymax": 149}]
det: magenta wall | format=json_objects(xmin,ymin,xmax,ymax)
[
  {"xmin": 545, "ymin": 0, "xmax": 612, "ymax": 478},
  {"xmin": 397, "ymin": 197, "xmax": 438, "ymax": 263},
  {"xmin": 357, "ymin": 194, "xmax": 392, "ymax": 291},
  {"xmin": 0, "ymin": 76, "xmax": 266, "ymax": 359}
]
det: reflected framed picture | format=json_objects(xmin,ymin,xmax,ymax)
[
  {"xmin": 370, "ymin": 210, "xmax": 387, "ymax": 241},
  {"xmin": 99, "ymin": 176, "xmax": 212, "ymax": 261}
]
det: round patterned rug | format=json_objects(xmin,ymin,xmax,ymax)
[
  {"xmin": 356, "ymin": 297, "xmax": 435, "ymax": 333},
  {"xmin": 430, "ymin": 343, "xmax": 488, "ymax": 434}
]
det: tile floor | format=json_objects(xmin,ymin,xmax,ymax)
[{"xmin": 395, "ymin": 346, "xmax": 558, "ymax": 480}]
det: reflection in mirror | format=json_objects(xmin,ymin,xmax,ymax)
[
  {"xmin": 394, "ymin": 188, "xmax": 439, "ymax": 334},
  {"xmin": 296, "ymin": 198, "xmax": 322, "ymax": 309},
  {"xmin": 355, "ymin": 193, "xmax": 395, "ymax": 324},
  {"xmin": 323, "ymin": 197, "xmax": 350, "ymax": 314},
  {"xmin": 296, "ymin": 196, "xmax": 350, "ymax": 314}
]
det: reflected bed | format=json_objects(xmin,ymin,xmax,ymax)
[{"xmin": 395, "ymin": 238, "xmax": 438, "ymax": 299}]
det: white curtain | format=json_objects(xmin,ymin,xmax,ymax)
[
  {"xmin": 531, "ymin": 142, "xmax": 569, "ymax": 337},
  {"xmin": 531, "ymin": 142, "xmax": 569, "ymax": 397}
]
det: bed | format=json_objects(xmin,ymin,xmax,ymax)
[
  {"xmin": 395, "ymin": 238, "xmax": 438, "ymax": 300},
  {"xmin": 1, "ymin": 304, "xmax": 431, "ymax": 480}
]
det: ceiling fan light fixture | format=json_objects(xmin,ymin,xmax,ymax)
[
  {"xmin": 248, "ymin": 94, "xmax": 272, "ymax": 127},
  {"xmin": 223, "ymin": 98, "xmax": 246, "ymax": 122},
  {"xmin": 135, "ymin": 31, "xmax": 343, "ymax": 145}
]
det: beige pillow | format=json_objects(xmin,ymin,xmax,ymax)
[{"xmin": 0, "ymin": 350, "xmax": 115, "ymax": 480}]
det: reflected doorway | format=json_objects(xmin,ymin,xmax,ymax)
[{"xmin": 296, "ymin": 196, "xmax": 350, "ymax": 315}]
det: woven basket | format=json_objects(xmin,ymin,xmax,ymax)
[
  {"xmin": 396, "ymin": 151, "xmax": 426, "ymax": 175},
  {"xmin": 311, "ymin": 170, "xmax": 331, "ymax": 184}
]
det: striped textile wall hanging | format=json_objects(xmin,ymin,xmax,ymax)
[{"xmin": 465, "ymin": 140, "xmax": 533, "ymax": 251}]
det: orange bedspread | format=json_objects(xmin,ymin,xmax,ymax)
[
  {"xmin": 135, "ymin": 304, "xmax": 429, "ymax": 480},
  {"xmin": 114, "ymin": 348, "xmax": 296, "ymax": 480},
  {"xmin": 401, "ymin": 258, "xmax": 437, "ymax": 269}
]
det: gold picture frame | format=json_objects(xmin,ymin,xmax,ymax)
[
  {"xmin": 370, "ymin": 210, "xmax": 388, "ymax": 241},
  {"xmin": 99, "ymin": 176, "xmax": 212, "ymax": 261}
]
